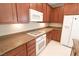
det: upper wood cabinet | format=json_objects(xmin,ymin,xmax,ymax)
[
  {"xmin": 16, "ymin": 4, "xmax": 29, "ymax": 23},
  {"xmin": 36, "ymin": 3, "xmax": 43, "ymax": 12},
  {"xmin": 51, "ymin": 6, "xmax": 64, "ymax": 23},
  {"xmin": 0, "ymin": 3, "xmax": 30, "ymax": 24},
  {"xmin": 77, "ymin": 4, "xmax": 79, "ymax": 14},
  {"xmin": 0, "ymin": 4, "xmax": 17, "ymax": 23},
  {"xmin": 58, "ymin": 7, "xmax": 64, "ymax": 23},
  {"xmin": 43, "ymin": 3, "xmax": 47, "ymax": 22},
  {"xmin": 29, "ymin": 3, "xmax": 37, "ymax": 10},
  {"xmin": 0, "ymin": 3, "xmax": 53, "ymax": 23},
  {"xmin": 46, "ymin": 5, "xmax": 51, "ymax": 23},
  {"xmin": 64, "ymin": 3, "xmax": 77, "ymax": 15},
  {"xmin": 52, "ymin": 8, "xmax": 59, "ymax": 23},
  {"xmin": 30, "ymin": 3, "xmax": 43, "ymax": 12}
]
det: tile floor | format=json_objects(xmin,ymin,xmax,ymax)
[{"xmin": 38, "ymin": 40, "xmax": 72, "ymax": 56}]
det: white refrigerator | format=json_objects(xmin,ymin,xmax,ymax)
[{"xmin": 61, "ymin": 15, "xmax": 79, "ymax": 48}]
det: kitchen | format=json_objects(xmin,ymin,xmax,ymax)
[{"xmin": 0, "ymin": 3, "xmax": 79, "ymax": 56}]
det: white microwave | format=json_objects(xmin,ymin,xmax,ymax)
[{"xmin": 29, "ymin": 9, "xmax": 43, "ymax": 22}]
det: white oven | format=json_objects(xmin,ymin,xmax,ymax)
[{"xmin": 36, "ymin": 34, "xmax": 46, "ymax": 55}]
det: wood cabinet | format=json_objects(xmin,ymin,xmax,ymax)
[
  {"xmin": 51, "ymin": 6, "xmax": 64, "ymax": 23},
  {"xmin": 0, "ymin": 4, "xmax": 17, "ymax": 23},
  {"xmin": 46, "ymin": 5, "xmax": 51, "ymax": 23},
  {"xmin": 46, "ymin": 29, "xmax": 61, "ymax": 44},
  {"xmin": 36, "ymin": 3, "xmax": 43, "ymax": 12},
  {"xmin": 64, "ymin": 3, "xmax": 77, "ymax": 15},
  {"xmin": 77, "ymin": 4, "xmax": 79, "ymax": 14},
  {"xmin": 46, "ymin": 30, "xmax": 52, "ymax": 45},
  {"xmin": 26, "ymin": 39, "xmax": 36, "ymax": 56},
  {"xmin": 29, "ymin": 3, "xmax": 37, "ymax": 10},
  {"xmin": 43, "ymin": 3, "xmax": 47, "ymax": 22},
  {"xmin": 30, "ymin": 3, "xmax": 43, "ymax": 12},
  {"xmin": 3, "ymin": 39, "xmax": 36, "ymax": 56},
  {"xmin": 0, "ymin": 3, "xmax": 53, "ymax": 23},
  {"xmin": 0, "ymin": 3, "xmax": 29, "ymax": 23},
  {"xmin": 58, "ymin": 7, "xmax": 64, "ymax": 23},
  {"xmin": 43, "ymin": 4, "xmax": 52, "ymax": 23},
  {"xmin": 52, "ymin": 29, "xmax": 61, "ymax": 42},
  {"xmin": 3, "ymin": 44, "xmax": 27, "ymax": 56},
  {"xmin": 16, "ymin": 3, "xmax": 29, "ymax": 23}
]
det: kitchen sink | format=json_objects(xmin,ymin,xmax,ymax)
[{"xmin": 27, "ymin": 31, "xmax": 44, "ymax": 37}]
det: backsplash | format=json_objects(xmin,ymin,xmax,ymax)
[
  {"xmin": 0, "ymin": 22, "xmax": 48, "ymax": 36},
  {"xmin": 48, "ymin": 23, "xmax": 62, "ymax": 27}
]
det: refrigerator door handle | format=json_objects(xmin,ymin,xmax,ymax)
[
  {"xmin": 64, "ymin": 26, "xmax": 70, "ymax": 29},
  {"xmin": 74, "ymin": 17, "xmax": 78, "ymax": 20}
]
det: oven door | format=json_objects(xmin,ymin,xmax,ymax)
[{"xmin": 36, "ymin": 35, "xmax": 46, "ymax": 55}]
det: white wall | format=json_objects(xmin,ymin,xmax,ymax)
[{"xmin": 0, "ymin": 22, "xmax": 48, "ymax": 36}]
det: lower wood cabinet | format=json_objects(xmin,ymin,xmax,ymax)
[
  {"xmin": 52, "ymin": 29, "xmax": 61, "ymax": 42},
  {"xmin": 3, "ymin": 44, "xmax": 27, "ymax": 56},
  {"xmin": 3, "ymin": 39, "xmax": 36, "ymax": 56},
  {"xmin": 26, "ymin": 39, "xmax": 36, "ymax": 56},
  {"xmin": 46, "ymin": 30, "xmax": 53, "ymax": 45},
  {"xmin": 46, "ymin": 29, "xmax": 62, "ymax": 45}
]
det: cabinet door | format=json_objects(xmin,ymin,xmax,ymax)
[
  {"xmin": 26, "ymin": 39, "xmax": 36, "ymax": 56},
  {"xmin": 50, "ymin": 8, "xmax": 54, "ymax": 23},
  {"xmin": 46, "ymin": 30, "xmax": 52, "ymax": 44},
  {"xmin": 46, "ymin": 5, "xmax": 51, "ymax": 23},
  {"xmin": 30, "ymin": 3, "xmax": 37, "ymax": 10},
  {"xmin": 77, "ymin": 4, "xmax": 79, "ymax": 14},
  {"xmin": 64, "ymin": 3, "xmax": 77, "ymax": 15},
  {"xmin": 36, "ymin": 3, "xmax": 43, "ymax": 12},
  {"xmin": 53, "ymin": 8, "xmax": 59, "ymax": 23},
  {"xmin": 3, "ymin": 44, "xmax": 27, "ymax": 56},
  {"xmin": 0, "ymin": 4, "xmax": 17, "ymax": 23},
  {"xmin": 43, "ymin": 3, "xmax": 47, "ymax": 22},
  {"xmin": 54, "ymin": 6, "xmax": 64, "ymax": 23},
  {"xmin": 52, "ymin": 30, "xmax": 61, "ymax": 42},
  {"xmin": 30, "ymin": 3, "xmax": 43, "ymax": 12},
  {"xmin": 16, "ymin": 3, "xmax": 29, "ymax": 23},
  {"xmin": 52, "ymin": 7, "xmax": 64, "ymax": 23},
  {"xmin": 58, "ymin": 7, "xmax": 64, "ymax": 23}
]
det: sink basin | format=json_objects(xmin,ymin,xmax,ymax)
[{"xmin": 27, "ymin": 31, "xmax": 44, "ymax": 37}]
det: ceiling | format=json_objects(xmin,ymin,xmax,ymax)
[{"xmin": 48, "ymin": 3, "xmax": 64, "ymax": 8}]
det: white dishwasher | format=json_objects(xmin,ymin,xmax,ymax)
[{"xmin": 36, "ymin": 34, "xmax": 46, "ymax": 55}]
